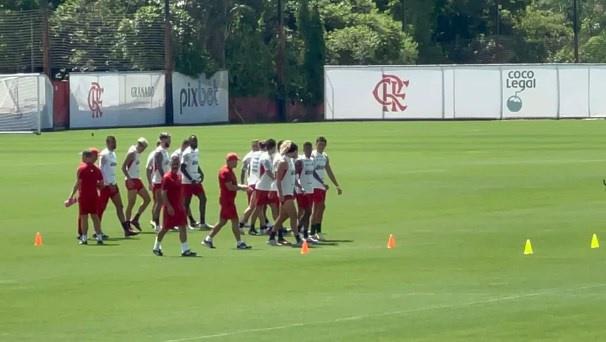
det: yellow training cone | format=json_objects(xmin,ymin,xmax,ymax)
[
  {"xmin": 387, "ymin": 234, "xmax": 396, "ymax": 249},
  {"xmin": 591, "ymin": 234, "xmax": 600, "ymax": 249},
  {"xmin": 523, "ymin": 239, "xmax": 533, "ymax": 255}
]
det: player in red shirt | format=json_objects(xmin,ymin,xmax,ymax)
[
  {"xmin": 203, "ymin": 153, "xmax": 252, "ymax": 250},
  {"xmin": 152, "ymin": 155, "xmax": 197, "ymax": 257},
  {"xmin": 67, "ymin": 150, "xmax": 104, "ymax": 245}
]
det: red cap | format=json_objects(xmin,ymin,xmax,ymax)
[
  {"xmin": 89, "ymin": 147, "xmax": 99, "ymax": 155},
  {"xmin": 226, "ymin": 152, "xmax": 239, "ymax": 161}
]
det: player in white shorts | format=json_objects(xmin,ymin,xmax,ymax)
[
  {"xmin": 268, "ymin": 141, "xmax": 303, "ymax": 246},
  {"xmin": 181, "ymin": 135, "xmax": 212, "ymax": 229},
  {"xmin": 121, "ymin": 137, "xmax": 151, "ymax": 232},
  {"xmin": 98, "ymin": 136, "xmax": 138, "ymax": 237},
  {"xmin": 253, "ymin": 139, "xmax": 279, "ymax": 234},
  {"xmin": 310, "ymin": 136, "xmax": 342, "ymax": 240},
  {"xmin": 151, "ymin": 132, "xmax": 171, "ymax": 230},
  {"xmin": 239, "ymin": 140, "xmax": 263, "ymax": 234}
]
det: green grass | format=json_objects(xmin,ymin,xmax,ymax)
[{"xmin": 1, "ymin": 120, "xmax": 606, "ymax": 341}]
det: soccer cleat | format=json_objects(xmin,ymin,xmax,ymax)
[
  {"xmin": 312, "ymin": 233, "xmax": 325, "ymax": 241},
  {"xmin": 150, "ymin": 220, "xmax": 157, "ymax": 230},
  {"xmin": 248, "ymin": 228, "xmax": 260, "ymax": 236},
  {"xmin": 181, "ymin": 250, "xmax": 197, "ymax": 257},
  {"xmin": 267, "ymin": 239, "xmax": 279, "ymax": 246},
  {"xmin": 124, "ymin": 230, "xmax": 140, "ymax": 237},
  {"xmin": 96, "ymin": 239, "xmax": 104, "ymax": 245},
  {"xmin": 198, "ymin": 223, "xmax": 214, "ymax": 230},
  {"xmin": 152, "ymin": 249, "xmax": 163, "ymax": 256},
  {"xmin": 93, "ymin": 233, "xmax": 109, "ymax": 240},
  {"xmin": 130, "ymin": 220, "xmax": 142, "ymax": 231},
  {"xmin": 237, "ymin": 242, "xmax": 252, "ymax": 250},
  {"xmin": 306, "ymin": 236, "xmax": 320, "ymax": 245},
  {"xmin": 278, "ymin": 238, "xmax": 290, "ymax": 245},
  {"xmin": 79, "ymin": 240, "xmax": 88, "ymax": 245},
  {"xmin": 203, "ymin": 239, "xmax": 216, "ymax": 249}
]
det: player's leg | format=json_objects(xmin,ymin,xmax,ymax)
[
  {"xmin": 97, "ymin": 187, "xmax": 111, "ymax": 222},
  {"xmin": 197, "ymin": 191, "xmax": 208, "ymax": 227},
  {"xmin": 110, "ymin": 190, "xmax": 135, "ymax": 236},
  {"xmin": 90, "ymin": 214, "xmax": 103, "ymax": 244},
  {"xmin": 311, "ymin": 190, "xmax": 326, "ymax": 239},
  {"xmin": 178, "ymin": 225, "xmax": 196, "ymax": 256},
  {"xmin": 203, "ymin": 217, "xmax": 227, "ymax": 248},
  {"xmin": 79, "ymin": 214, "xmax": 89, "ymax": 244},
  {"xmin": 231, "ymin": 216, "xmax": 251, "ymax": 249},
  {"xmin": 184, "ymin": 191, "xmax": 196, "ymax": 227},
  {"xmin": 151, "ymin": 188, "xmax": 162, "ymax": 229},
  {"xmin": 131, "ymin": 187, "xmax": 150, "ymax": 231},
  {"xmin": 269, "ymin": 202, "xmax": 289, "ymax": 245},
  {"xmin": 125, "ymin": 189, "xmax": 137, "ymax": 224},
  {"xmin": 286, "ymin": 200, "xmax": 302, "ymax": 245},
  {"xmin": 152, "ymin": 226, "xmax": 169, "ymax": 256}
]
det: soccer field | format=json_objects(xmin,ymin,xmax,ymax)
[{"xmin": 1, "ymin": 120, "xmax": 606, "ymax": 341}]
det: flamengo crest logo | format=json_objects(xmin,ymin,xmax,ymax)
[
  {"xmin": 88, "ymin": 82, "xmax": 103, "ymax": 118},
  {"xmin": 372, "ymin": 74, "xmax": 409, "ymax": 112}
]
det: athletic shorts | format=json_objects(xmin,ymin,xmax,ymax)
[
  {"xmin": 163, "ymin": 206, "xmax": 187, "ymax": 230},
  {"xmin": 268, "ymin": 191, "xmax": 280, "ymax": 206},
  {"xmin": 182, "ymin": 183, "xmax": 204, "ymax": 198},
  {"xmin": 79, "ymin": 196, "xmax": 98, "ymax": 215},
  {"xmin": 281, "ymin": 194, "xmax": 295, "ymax": 205},
  {"xmin": 98, "ymin": 185, "xmax": 120, "ymax": 217},
  {"xmin": 152, "ymin": 183, "xmax": 162, "ymax": 200},
  {"xmin": 313, "ymin": 188, "xmax": 327, "ymax": 204},
  {"xmin": 255, "ymin": 190, "xmax": 271, "ymax": 206},
  {"xmin": 220, "ymin": 203, "xmax": 238, "ymax": 221},
  {"xmin": 125, "ymin": 179, "xmax": 144, "ymax": 191},
  {"xmin": 296, "ymin": 193, "xmax": 313, "ymax": 210}
]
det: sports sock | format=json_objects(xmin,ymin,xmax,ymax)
[
  {"xmin": 278, "ymin": 230, "xmax": 284, "ymax": 240},
  {"xmin": 269, "ymin": 231, "xmax": 276, "ymax": 240},
  {"xmin": 153, "ymin": 237, "xmax": 161, "ymax": 250},
  {"xmin": 239, "ymin": 222, "xmax": 245, "ymax": 228},
  {"xmin": 188, "ymin": 215, "xmax": 196, "ymax": 224},
  {"xmin": 317, "ymin": 224, "xmax": 322, "ymax": 233},
  {"xmin": 181, "ymin": 242, "xmax": 190, "ymax": 253},
  {"xmin": 133, "ymin": 213, "xmax": 140, "ymax": 222},
  {"xmin": 310, "ymin": 224, "xmax": 319, "ymax": 235},
  {"xmin": 205, "ymin": 235, "xmax": 212, "ymax": 242}
]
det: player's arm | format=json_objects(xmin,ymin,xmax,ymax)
[
  {"xmin": 198, "ymin": 166, "xmax": 204, "ymax": 183},
  {"xmin": 121, "ymin": 151, "xmax": 135, "ymax": 179},
  {"xmin": 68, "ymin": 171, "xmax": 81, "ymax": 199},
  {"xmin": 325, "ymin": 158, "xmax": 342, "ymax": 195},
  {"xmin": 240, "ymin": 158, "xmax": 251, "ymax": 184},
  {"xmin": 295, "ymin": 160, "xmax": 304, "ymax": 191},
  {"xmin": 154, "ymin": 151, "xmax": 164, "ymax": 176},
  {"xmin": 146, "ymin": 161, "xmax": 153, "ymax": 189},
  {"xmin": 312, "ymin": 170, "xmax": 328, "ymax": 190},
  {"xmin": 264, "ymin": 159, "xmax": 276, "ymax": 179},
  {"xmin": 275, "ymin": 160, "xmax": 288, "ymax": 199},
  {"xmin": 160, "ymin": 188, "xmax": 174, "ymax": 215}
]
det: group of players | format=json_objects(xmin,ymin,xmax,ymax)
[{"xmin": 67, "ymin": 132, "xmax": 342, "ymax": 256}]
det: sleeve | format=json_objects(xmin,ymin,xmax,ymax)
[
  {"xmin": 182, "ymin": 151, "xmax": 190, "ymax": 163},
  {"xmin": 95, "ymin": 168, "xmax": 103, "ymax": 181},
  {"xmin": 161, "ymin": 174, "xmax": 170, "ymax": 190}
]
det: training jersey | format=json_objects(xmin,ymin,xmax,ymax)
[
  {"xmin": 270, "ymin": 153, "xmax": 280, "ymax": 191},
  {"xmin": 218, "ymin": 165, "xmax": 238, "ymax": 205},
  {"xmin": 277, "ymin": 156, "xmax": 296, "ymax": 196},
  {"xmin": 161, "ymin": 171, "xmax": 184, "ymax": 210},
  {"xmin": 296, "ymin": 154, "xmax": 315, "ymax": 194},
  {"xmin": 125, "ymin": 145, "xmax": 141, "ymax": 179},
  {"xmin": 244, "ymin": 150, "xmax": 262, "ymax": 186},
  {"xmin": 77, "ymin": 162, "xmax": 103, "ymax": 198},
  {"xmin": 181, "ymin": 146, "xmax": 201, "ymax": 184},
  {"xmin": 152, "ymin": 146, "xmax": 170, "ymax": 184},
  {"xmin": 99, "ymin": 148, "xmax": 117, "ymax": 185},
  {"xmin": 145, "ymin": 149, "xmax": 155, "ymax": 175},
  {"xmin": 255, "ymin": 152, "xmax": 274, "ymax": 191},
  {"xmin": 311, "ymin": 150, "xmax": 328, "ymax": 190}
]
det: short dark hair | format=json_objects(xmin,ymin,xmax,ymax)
[
  {"xmin": 265, "ymin": 139, "xmax": 276, "ymax": 150},
  {"xmin": 287, "ymin": 142, "xmax": 298, "ymax": 154},
  {"xmin": 316, "ymin": 136, "xmax": 327, "ymax": 144},
  {"xmin": 303, "ymin": 141, "xmax": 312, "ymax": 148},
  {"xmin": 106, "ymin": 135, "xmax": 116, "ymax": 143},
  {"xmin": 159, "ymin": 132, "xmax": 170, "ymax": 140}
]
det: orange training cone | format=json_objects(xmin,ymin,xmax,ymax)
[
  {"xmin": 34, "ymin": 232, "xmax": 43, "ymax": 247},
  {"xmin": 300, "ymin": 240, "xmax": 309, "ymax": 255},
  {"xmin": 387, "ymin": 234, "xmax": 396, "ymax": 249}
]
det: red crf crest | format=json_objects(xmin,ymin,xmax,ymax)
[
  {"xmin": 372, "ymin": 75, "xmax": 409, "ymax": 112},
  {"xmin": 88, "ymin": 82, "xmax": 103, "ymax": 118}
]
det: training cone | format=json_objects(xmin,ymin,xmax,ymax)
[
  {"xmin": 300, "ymin": 240, "xmax": 309, "ymax": 255},
  {"xmin": 591, "ymin": 234, "xmax": 600, "ymax": 249},
  {"xmin": 34, "ymin": 232, "xmax": 43, "ymax": 247},
  {"xmin": 387, "ymin": 234, "xmax": 396, "ymax": 249},
  {"xmin": 523, "ymin": 239, "xmax": 533, "ymax": 255}
]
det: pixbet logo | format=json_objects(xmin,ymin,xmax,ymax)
[
  {"xmin": 506, "ymin": 70, "xmax": 536, "ymax": 112},
  {"xmin": 179, "ymin": 80, "xmax": 219, "ymax": 115},
  {"xmin": 372, "ymin": 74, "xmax": 409, "ymax": 112},
  {"xmin": 88, "ymin": 82, "xmax": 103, "ymax": 118}
]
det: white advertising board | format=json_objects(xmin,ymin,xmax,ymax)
[
  {"xmin": 69, "ymin": 72, "xmax": 165, "ymax": 128},
  {"xmin": 172, "ymin": 71, "xmax": 229, "ymax": 124}
]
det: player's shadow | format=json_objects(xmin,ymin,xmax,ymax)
[
  {"xmin": 91, "ymin": 243, "xmax": 120, "ymax": 246},
  {"xmin": 321, "ymin": 239, "xmax": 354, "ymax": 243}
]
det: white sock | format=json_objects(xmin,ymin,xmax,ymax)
[
  {"xmin": 205, "ymin": 235, "xmax": 212, "ymax": 242},
  {"xmin": 181, "ymin": 242, "xmax": 189, "ymax": 253},
  {"xmin": 96, "ymin": 233, "xmax": 103, "ymax": 241},
  {"xmin": 153, "ymin": 237, "xmax": 161, "ymax": 250},
  {"xmin": 81, "ymin": 235, "xmax": 87, "ymax": 242},
  {"xmin": 237, "ymin": 240, "xmax": 244, "ymax": 245}
]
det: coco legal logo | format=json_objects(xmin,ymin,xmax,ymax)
[{"xmin": 505, "ymin": 70, "xmax": 536, "ymax": 112}]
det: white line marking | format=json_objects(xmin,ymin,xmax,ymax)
[{"xmin": 164, "ymin": 283, "xmax": 606, "ymax": 342}]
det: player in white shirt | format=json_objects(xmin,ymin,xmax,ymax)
[
  {"xmin": 253, "ymin": 139, "xmax": 279, "ymax": 234},
  {"xmin": 150, "ymin": 132, "xmax": 171, "ymax": 230},
  {"xmin": 171, "ymin": 139, "xmax": 190, "ymax": 161},
  {"xmin": 268, "ymin": 141, "xmax": 304, "ymax": 246},
  {"xmin": 121, "ymin": 137, "xmax": 151, "ymax": 232},
  {"xmin": 310, "ymin": 136, "xmax": 343, "ymax": 240},
  {"xmin": 295, "ymin": 141, "xmax": 319, "ymax": 242},
  {"xmin": 98, "ymin": 136, "xmax": 139, "ymax": 237},
  {"xmin": 180, "ymin": 135, "xmax": 212, "ymax": 229},
  {"xmin": 238, "ymin": 140, "xmax": 263, "ymax": 234}
]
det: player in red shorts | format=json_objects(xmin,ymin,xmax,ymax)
[
  {"xmin": 67, "ymin": 150, "xmax": 104, "ymax": 245},
  {"xmin": 74, "ymin": 147, "xmax": 109, "ymax": 240},
  {"xmin": 295, "ymin": 141, "xmax": 318, "ymax": 243},
  {"xmin": 203, "ymin": 153, "xmax": 252, "ymax": 250},
  {"xmin": 181, "ymin": 135, "xmax": 212, "ymax": 229},
  {"xmin": 121, "ymin": 137, "xmax": 151, "ymax": 231},
  {"xmin": 268, "ymin": 141, "xmax": 303, "ymax": 246},
  {"xmin": 150, "ymin": 132, "xmax": 171, "ymax": 230},
  {"xmin": 97, "ymin": 136, "xmax": 138, "ymax": 237},
  {"xmin": 152, "ymin": 155, "xmax": 197, "ymax": 257},
  {"xmin": 310, "ymin": 136, "xmax": 343, "ymax": 240}
]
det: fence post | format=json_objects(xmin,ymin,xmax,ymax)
[
  {"xmin": 164, "ymin": 0, "xmax": 174, "ymax": 125},
  {"xmin": 41, "ymin": 0, "xmax": 50, "ymax": 77}
]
